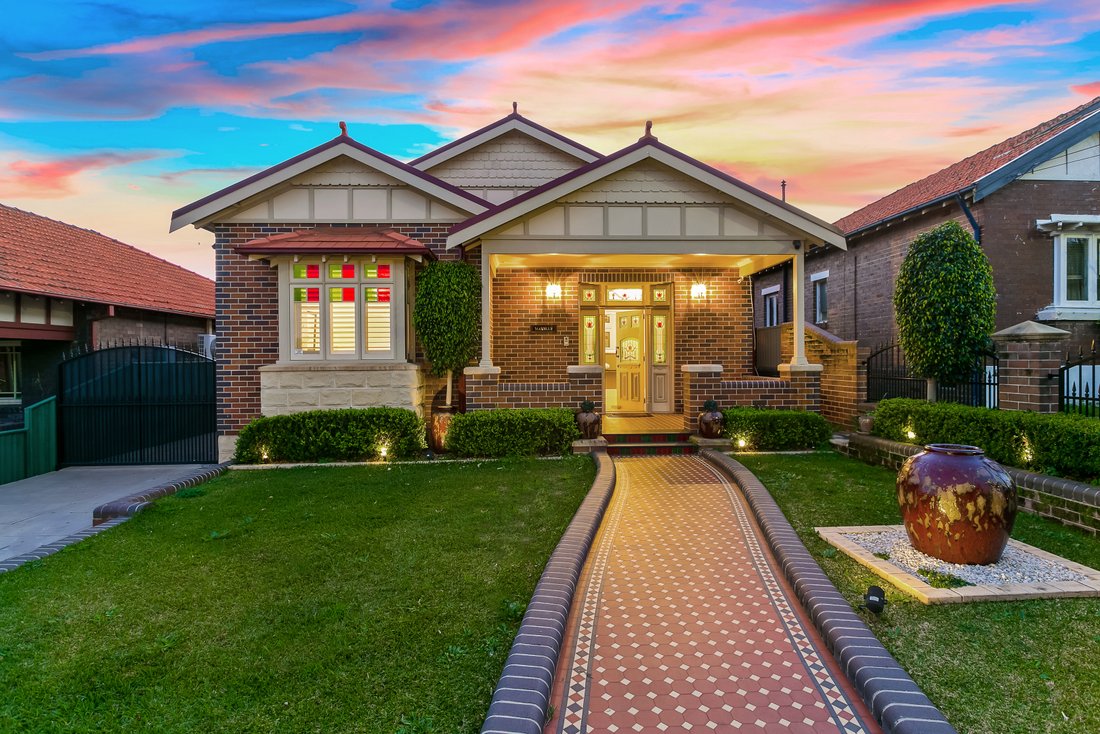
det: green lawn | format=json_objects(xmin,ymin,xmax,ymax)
[
  {"xmin": 738, "ymin": 452, "xmax": 1100, "ymax": 734},
  {"xmin": 0, "ymin": 458, "xmax": 595, "ymax": 733}
]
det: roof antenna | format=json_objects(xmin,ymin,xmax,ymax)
[
  {"xmin": 781, "ymin": 179, "xmax": 787, "ymax": 202},
  {"xmin": 338, "ymin": 121, "xmax": 348, "ymax": 137},
  {"xmin": 512, "ymin": 101, "xmax": 518, "ymax": 115}
]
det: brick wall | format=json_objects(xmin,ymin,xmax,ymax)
[
  {"xmin": 464, "ymin": 367, "xmax": 603, "ymax": 412},
  {"xmin": 211, "ymin": 222, "xmax": 456, "ymax": 435},
  {"xmin": 490, "ymin": 267, "xmax": 753, "ymax": 412},
  {"xmin": 88, "ymin": 305, "xmax": 210, "ymax": 348},
  {"xmin": 778, "ymin": 323, "xmax": 866, "ymax": 428},
  {"xmin": 680, "ymin": 367, "xmax": 821, "ymax": 431}
]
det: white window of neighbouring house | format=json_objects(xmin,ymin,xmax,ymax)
[
  {"xmin": 1063, "ymin": 235, "xmax": 1097, "ymax": 304},
  {"xmin": 0, "ymin": 343, "xmax": 19, "ymax": 403},
  {"xmin": 761, "ymin": 285, "xmax": 780, "ymax": 327},
  {"xmin": 286, "ymin": 258, "xmax": 402, "ymax": 361},
  {"xmin": 811, "ymin": 271, "xmax": 828, "ymax": 324}
]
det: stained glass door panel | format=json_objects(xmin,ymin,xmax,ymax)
[{"xmin": 616, "ymin": 309, "xmax": 645, "ymax": 412}]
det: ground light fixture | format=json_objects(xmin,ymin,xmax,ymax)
[{"xmin": 863, "ymin": 585, "xmax": 887, "ymax": 615}]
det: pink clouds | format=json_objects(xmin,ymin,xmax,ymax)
[{"xmin": 0, "ymin": 151, "xmax": 157, "ymax": 198}]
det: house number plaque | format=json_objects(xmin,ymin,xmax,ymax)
[{"xmin": 530, "ymin": 324, "xmax": 557, "ymax": 333}]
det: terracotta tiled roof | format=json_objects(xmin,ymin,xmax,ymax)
[
  {"xmin": 235, "ymin": 227, "xmax": 434, "ymax": 257},
  {"xmin": 0, "ymin": 203, "xmax": 214, "ymax": 319},
  {"xmin": 836, "ymin": 96, "xmax": 1100, "ymax": 236}
]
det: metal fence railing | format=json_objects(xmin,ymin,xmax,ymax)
[
  {"xmin": 0, "ymin": 397, "xmax": 57, "ymax": 485},
  {"xmin": 865, "ymin": 344, "xmax": 998, "ymax": 408},
  {"xmin": 1059, "ymin": 344, "xmax": 1099, "ymax": 418}
]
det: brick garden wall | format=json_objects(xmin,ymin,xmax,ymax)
[{"xmin": 779, "ymin": 323, "xmax": 866, "ymax": 428}]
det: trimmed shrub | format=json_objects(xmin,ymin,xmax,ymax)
[
  {"xmin": 872, "ymin": 398, "xmax": 1100, "ymax": 481},
  {"xmin": 722, "ymin": 408, "xmax": 831, "ymax": 451},
  {"xmin": 446, "ymin": 409, "xmax": 581, "ymax": 457},
  {"xmin": 234, "ymin": 408, "xmax": 425, "ymax": 463}
]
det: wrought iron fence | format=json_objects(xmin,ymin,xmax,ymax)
[
  {"xmin": 865, "ymin": 343, "xmax": 998, "ymax": 408},
  {"xmin": 1059, "ymin": 344, "xmax": 1099, "ymax": 418}
]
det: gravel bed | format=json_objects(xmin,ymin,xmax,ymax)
[{"xmin": 844, "ymin": 528, "xmax": 1088, "ymax": 586}]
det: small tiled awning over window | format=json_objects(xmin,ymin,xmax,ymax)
[{"xmin": 234, "ymin": 227, "xmax": 435, "ymax": 258}]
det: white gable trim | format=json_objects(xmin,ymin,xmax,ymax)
[
  {"xmin": 446, "ymin": 144, "xmax": 846, "ymax": 250},
  {"xmin": 171, "ymin": 141, "xmax": 488, "ymax": 231},
  {"xmin": 413, "ymin": 118, "xmax": 600, "ymax": 171}
]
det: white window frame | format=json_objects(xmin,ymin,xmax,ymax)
[
  {"xmin": 1037, "ymin": 217, "xmax": 1100, "ymax": 320},
  {"xmin": 0, "ymin": 341, "xmax": 20, "ymax": 404},
  {"xmin": 279, "ymin": 257, "xmax": 407, "ymax": 363},
  {"xmin": 810, "ymin": 270, "xmax": 829, "ymax": 325},
  {"xmin": 1053, "ymin": 233, "xmax": 1100, "ymax": 307},
  {"xmin": 761, "ymin": 285, "xmax": 780, "ymax": 327}
]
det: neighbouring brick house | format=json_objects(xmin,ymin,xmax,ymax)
[
  {"xmin": 0, "ymin": 203, "xmax": 215, "ymax": 428},
  {"xmin": 172, "ymin": 110, "xmax": 852, "ymax": 459},
  {"xmin": 755, "ymin": 95, "xmax": 1100, "ymax": 354}
]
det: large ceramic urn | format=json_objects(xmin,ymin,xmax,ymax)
[{"xmin": 897, "ymin": 444, "xmax": 1017, "ymax": 565}]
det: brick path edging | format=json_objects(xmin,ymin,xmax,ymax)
[
  {"xmin": 1, "ymin": 464, "xmax": 233, "ymax": 575},
  {"xmin": 481, "ymin": 452, "xmax": 617, "ymax": 734},
  {"xmin": 700, "ymin": 449, "xmax": 957, "ymax": 734},
  {"xmin": 92, "ymin": 463, "xmax": 232, "ymax": 525}
]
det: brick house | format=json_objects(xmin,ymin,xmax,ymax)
[
  {"xmin": 755, "ymin": 96, "xmax": 1100, "ymax": 354},
  {"xmin": 0, "ymin": 203, "xmax": 215, "ymax": 428},
  {"xmin": 171, "ymin": 111, "xmax": 847, "ymax": 459}
]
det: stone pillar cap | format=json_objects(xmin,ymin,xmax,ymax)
[{"xmin": 991, "ymin": 320, "xmax": 1071, "ymax": 341}]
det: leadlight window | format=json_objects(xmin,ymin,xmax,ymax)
[{"xmin": 288, "ymin": 259, "xmax": 399, "ymax": 361}]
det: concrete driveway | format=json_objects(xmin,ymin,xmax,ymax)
[{"xmin": 0, "ymin": 465, "xmax": 205, "ymax": 564}]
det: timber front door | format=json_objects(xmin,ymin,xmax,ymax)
[{"xmin": 616, "ymin": 310, "xmax": 645, "ymax": 412}]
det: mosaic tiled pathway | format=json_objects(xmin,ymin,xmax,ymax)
[{"xmin": 545, "ymin": 456, "xmax": 880, "ymax": 734}]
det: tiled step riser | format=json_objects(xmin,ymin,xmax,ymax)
[
  {"xmin": 607, "ymin": 445, "xmax": 698, "ymax": 456},
  {"xmin": 603, "ymin": 433, "xmax": 692, "ymax": 445}
]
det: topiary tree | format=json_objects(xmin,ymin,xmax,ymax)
[
  {"xmin": 893, "ymin": 221, "xmax": 996, "ymax": 396},
  {"xmin": 413, "ymin": 260, "xmax": 480, "ymax": 408}
]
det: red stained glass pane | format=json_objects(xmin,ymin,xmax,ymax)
[
  {"xmin": 306, "ymin": 264, "xmax": 320, "ymax": 279},
  {"xmin": 307, "ymin": 287, "xmax": 319, "ymax": 302},
  {"xmin": 377, "ymin": 264, "xmax": 391, "ymax": 279},
  {"xmin": 378, "ymin": 288, "xmax": 391, "ymax": 303},
  {"xmin": 343, "ymin": 287, "xmax": 355, "ymax": 302},
  {"xmin": 342, "ymin": 264, "xmax": 355, "ymax": 278}
]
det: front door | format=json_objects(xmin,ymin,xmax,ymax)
[{"xmin": 616, "ymin": 310, "xmax": 646, "ymax": 413}]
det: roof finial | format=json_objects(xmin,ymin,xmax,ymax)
[
  {"xmin": 512, "ymin": 101, "xmax": 518, "ymax": 115},
  {"xmin": 645, "ymin": 120, "xmax": 653, "ymax": 136},
  {"xmin": 338, "ymin": 120, "xmax": 348, "ymax": 137}
]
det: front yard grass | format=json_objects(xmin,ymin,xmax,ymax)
[
  {"xmin": 0, "ymin": 458, "xmax": 595, "ymax": 733},
  {"xmin": 738, "ymin": 452, "xmax": 1100, "ymax": 734}
]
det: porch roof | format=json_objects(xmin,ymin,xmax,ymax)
[{"xmin": 233, "ymin": 227, "xmax": 435, "ymax": 258}]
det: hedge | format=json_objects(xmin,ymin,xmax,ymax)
[
  {"xmin": 722, "ymin": 408, "xmax": 831, "ymax": 451},
  {"xmin": 446, "ymin": 408, "xmax": 580, "ymax": 457},
  {"xmin": 234, "ymin": 408, "xmax": 425, "ymax": 463},
  {"xmin": 872, "ymin": 398, "xmax": 1100, "ymax": 482}
]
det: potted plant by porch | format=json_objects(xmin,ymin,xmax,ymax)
[
  {"xmin": 698, "ymin": 399, "xmax": 724, "ymax": 438},
  {"xmin": 413, "ymin": 261, "xmax": 480, "ymax": 452},
  {"xmin": 576, "ymin": 400, "xmax": 601, "ymax": 439}
]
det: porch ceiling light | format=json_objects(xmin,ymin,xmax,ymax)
[
  {"xmin": 545, "ymin": 282, "xmax": 563, "ymax": 300},
  {"xmin": 691, "ymin": 282, "xmax": 707, "ymax": 300}
]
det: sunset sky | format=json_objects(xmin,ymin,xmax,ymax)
[{"xmin": 2, "ymin": 0, "xmax": 1099, "ymax": 278}]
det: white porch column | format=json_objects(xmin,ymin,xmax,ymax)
[
  {"xmin": 790, "ymin": 249, "xmax": 809, "ymax": 366},
  {"xmin": 479, "ymin": 247, "xmax": 493, "ymax": 367}
]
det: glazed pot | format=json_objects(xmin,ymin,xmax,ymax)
[
  {"xmin": 857, "ymin": 415, "xmax": 874, "ymax": 434},
  {"xmin": 576, "ymin": 409, "xmax": 601, "ymax": 440},
  {"xmin": 430, "ymin": 405, "xmax": 455, "ymax": 453},
  {"xmin": 897, "ymin": 444, "xmax": 1017, "ymax": 565},
  {"xmin": 698, "ymin": 409, "xmax": 724, "ymax": 439}
]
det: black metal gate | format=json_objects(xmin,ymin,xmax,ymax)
[
  {"xmin": 59, "ymin": 345, "xmax": 216, "ymax": 465},
  {"xmin": 865, "ymin": 343, "xmax": 999, "ymax": 407},
  {"xmin": 1059, "ymin": 344, "xmax": 1099, "ymax": 418}
]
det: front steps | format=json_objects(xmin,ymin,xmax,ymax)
[{"xmin": 603, "ymin": 431, "xmax": 698, "ymax": 456}]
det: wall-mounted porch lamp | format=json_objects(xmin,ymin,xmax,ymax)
[
  {"xmin": 690, "ymin": 282, "xmax": 707, "ymax": 300},
  {"xmin": 545, "ymin": 282, "xmax": 563, "ymax": 300}
]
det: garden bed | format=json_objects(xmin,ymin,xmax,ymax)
[
  {"xmin": 739, "ymin": 452, "xmax": 1100, "ymax": 734},
  {"xmin": 0, "ymin": 458, "xmax": 595, "ymax": 733}
]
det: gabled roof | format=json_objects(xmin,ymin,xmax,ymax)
[
  {"xmin": 447, "ymin": 133, "xmax": 845, "ymax": 250},
  {"xmin": 0, "ymin": 203, "xmax": 214, "ymax": 319},
  {"xmin": 235, "ymin": 227, "xmax": 434, "ymax": 258},
  {"xmin": 170, "ymin": 131, "xmax": 491, "ymax": 232},
  {"xmin": 410, "ymin": 107, "xmax": 602, "ymax": 170},
  {"xmin": 837, "ymin": 96, "xmax": 1100, "ymax": 237}
]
